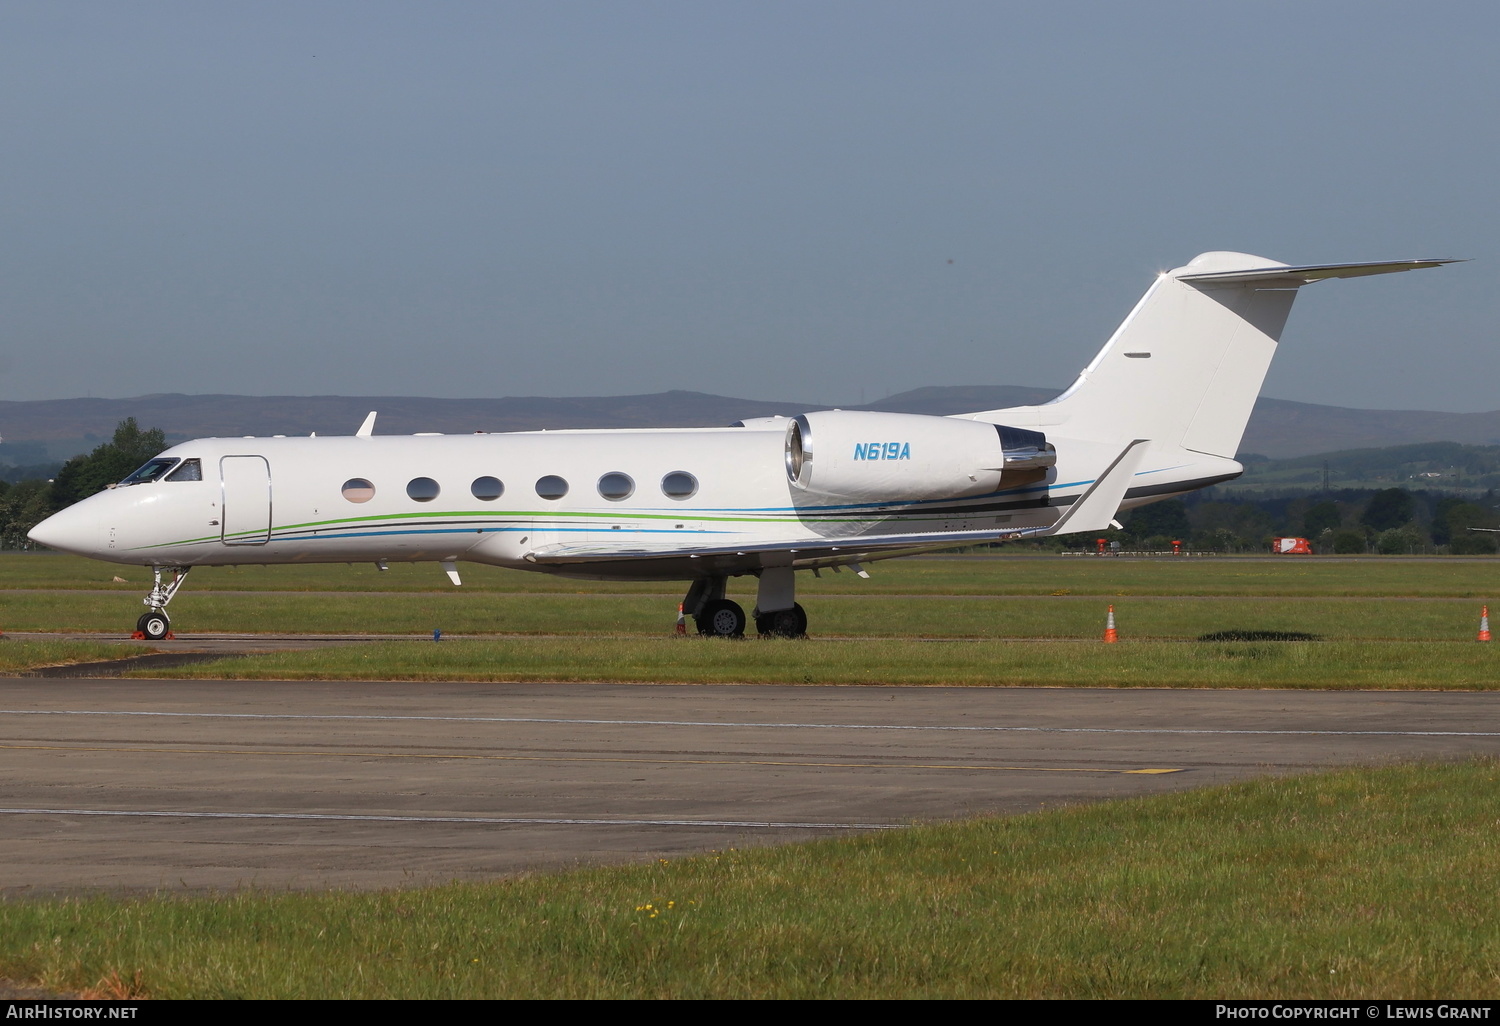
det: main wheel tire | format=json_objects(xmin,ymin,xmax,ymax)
[
  {"xmin": 755, "ymin": 603, "xmax": 808, "ymax": 638},
  {"xmin": 695, "ymin": 599, "xmax": 746, "ymax": 638},
  {"xmin": 136, "ymin": 610, "xmax": 170, "ymax": 641}
]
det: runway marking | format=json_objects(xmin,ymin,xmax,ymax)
[
  {"xmin": 0, "ymin": 807, "xmax": 897, "ymax": 830},
  {"xmin": 0, "ymin": 743, "xmax": 1179, "ymax": 774},
  {"xmin": 3, "ymin": 708, "xmax": 1499, "ymax": 738}
]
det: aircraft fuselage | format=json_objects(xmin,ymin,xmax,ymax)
[{"xmin": 28, "ymin": 423, "xmax": 1230, "ymax": 581}]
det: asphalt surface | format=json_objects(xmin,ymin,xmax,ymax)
[{"xmin": 2, "ymin": 677, "xmax": 1498, "ymax": 895}]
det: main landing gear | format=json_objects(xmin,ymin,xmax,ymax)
[
  {"xmin": 134, "ymin": 566, "xmax": 191, "ymax": 640},
  {"xmin": 681, "ymin": 569, "xmax": 807, "ymax": 639},
  {"xmin": 697, "ymin": 598, "xmax": 747, "ymax": 638},
  {"xmin": 754, "ymin": 603, "xmax": 807, "ymax": 638}
]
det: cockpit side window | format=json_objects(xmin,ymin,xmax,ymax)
[
  {"xmin": 165, "ymin": 458, "xmax": 202, "ymax": 482},
  {"xmin": 120, "ymin": 458, "xmax": 179, "ymax": 485}
]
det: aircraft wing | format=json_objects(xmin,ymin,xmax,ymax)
[
  {"xmin": 523, "ymin": 439, "xmax": 1149, "ymax": 575},
  {"xmin": 526, "ymin": 527, "xmax": 1043, "ymax": 571}
]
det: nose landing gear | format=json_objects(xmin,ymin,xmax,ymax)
[{"xmin": 134, "ymin": 566, "xmax": 191, "ymax": 640}]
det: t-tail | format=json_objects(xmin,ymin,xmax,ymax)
[{"xmin": 960, "ymin": 251, "xmax": 1459, "ymax": 503}]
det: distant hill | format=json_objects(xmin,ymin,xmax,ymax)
[
  {"xmin": 0, "ymin": 386, "xmax": 1059, "ymax": 463},
  {"xmin": 1238, "ymin": 399, "xmax": 1500, "ymax": 460},
  {"xmin": 0, "ymin": 391, "xmax": 818, "ymax": 445},
  {"xmin": 1219, "ymin": 441, "xmax": 1500, "ymax": 496},
  {"xmin": 847, "ymin": 385, "xmax": 1060, "ymax": 416},
  {"xmin": 5, "ymin": 386, "xmax": 1500, "ymax": 464}
]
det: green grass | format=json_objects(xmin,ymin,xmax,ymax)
[
  {"xmin": 5, "ymin": 761, "xmax": 1499, "ymax": 999},
  {"xmin": 6, "ymin": 550, "xmax": 1500, "ymax": 596},
  {"xmin": 9, "ymin": 551, "xmax": 1499, "ymax": 685},
  {"xmin": 8, "ymin": 554, "xmax": 1499, "ymax": 996},
  {"xmin": 136, "ymin": 636, "xmax": 1500, "ymax": 688},
  {"xmin": 5, "ymin": 582, "xmax": 1497, "ymax": 641},
  {"xmin": 0, "ymin": 639, "xmax": 148, "ymax": 673}
]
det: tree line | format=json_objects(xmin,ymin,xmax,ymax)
[
  {"xmin": 1101, "ymin": 487, "xmax": 1500, "ymax": 554},
  {"xmin": 0, "ymin": 419, "xmax": 165, "ymax": 548}
]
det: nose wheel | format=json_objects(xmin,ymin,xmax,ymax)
[
  {"xmin": 135, "ymin": 610, "xmax": 171, "ymax": 641},
  {"xmin": 133, "ymin": 566, "xmax": 190, "ymax": 640}
]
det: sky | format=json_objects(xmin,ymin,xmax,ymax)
[{"xmin": 0, "ymin": 1, "xmax": 1496, "ymax": 411}]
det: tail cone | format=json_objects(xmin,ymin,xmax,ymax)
[
  {"xmin": 1480, "ymin": 605, "xmax": 1491, "ymax": 643},
  {"xmin": 1103, "ymin": 604, "xmax": 1119, "ymax": 643}
]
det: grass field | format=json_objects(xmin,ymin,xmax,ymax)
[
  {"xmin": 6, "ymin": 554, "xmax": 1500, "ymax": 997},
  {"xmin": 7, "ymin": 590, "xmax": 1498, "ymax": 640},
  {"xmin": 0, "ymin": 639, "xmax": 147, "ymax": 673},
  {"xmin": 133, "ymin": 637, "xmax": 1500, "ymax": 688},
  {"xmin": 5, "ymin": 549, "xmax": 1500, "ymax": 595},
  {"xmin": 4, "ymin": 553, "xmax": 1499, "ymax": 641},
  {"xmin": 6, "ymin": 551, "xmax": 1499, "ymax": 682},
  {"xmin": 4, "ymin": 761, "xmax": 1498, "ymax": 999}
]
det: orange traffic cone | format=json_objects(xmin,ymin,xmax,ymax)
[
  {"xmin": 675, "ymin": 603, "xmax": 687, "ymax": 636},
  {"xmin": 1103, "ymin": 605, "xmax": 1119, "ymax": 643},
  {"xmin": 1480, "ymin": 606, "xmax": 1491, "ymax": 642}
]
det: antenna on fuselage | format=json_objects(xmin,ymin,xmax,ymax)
[{"xmin": 356, "ymin": 412, "xmax": 377, "ymax": 438}]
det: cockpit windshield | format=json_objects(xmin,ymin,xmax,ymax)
[
  {"xmin": 119, "ymin": 457, "xmax": 179, "ymax": 485},
  {"xmin": 165, "ymin": 458, "xmax": 202, "ymax": 482}
]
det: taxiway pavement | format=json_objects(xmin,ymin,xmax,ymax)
[{"xmin": 2, "ymin": 677, "xmax": 1497, "ymax": 894}]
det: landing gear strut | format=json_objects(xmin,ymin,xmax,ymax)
[
  {"xmin": 752, "ymin": 566, "xmax": 806, "ymax": 639},
  {"xmin": 135, "ymin": 566, "xmax": 191, "ymax": 640}
]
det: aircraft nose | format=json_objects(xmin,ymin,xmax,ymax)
[{"xmin": 27, "ymin": 503, "xmax": 104, "ymax": 556}]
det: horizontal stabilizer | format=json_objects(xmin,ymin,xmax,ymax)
[
  {"xmin": 963, "ymin": 252, "xmax": 1462, "ymax": 463},
  {"xmin": 1178, "ymin": 258, "xmax": 1460, "ymax": 287}
]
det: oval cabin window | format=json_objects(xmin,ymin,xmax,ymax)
[
  {"xmin": 406, "ymin": 477, "xmax": 441, "ymax": 502},
  {"xmin": 597, "ymin": 472, "xmax": 634, "ymax": 500},
  {"xmin": 536, "ymin": 475, "xmax": 569, "ymax": 500},
  {"xmin": 342, "ymin": 478, "xmax": 376, "ymax": 503},
  {"xmin": 661, "ymin": 471, "xmax": 698, "ymax": 499},
  {"xmin": 471, "ymin": 476, "xmax": 504, "ymax": 501}
]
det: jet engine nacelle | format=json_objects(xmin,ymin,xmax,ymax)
[{"xmin": 784, "ymin": 410, "xmax": 1054, "ymax": 502}]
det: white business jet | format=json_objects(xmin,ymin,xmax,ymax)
[{"xmin": 29, "ymin": 252, "xmax": 1455, "ymax": 640}]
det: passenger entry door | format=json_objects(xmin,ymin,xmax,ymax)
[{"xmin": 220, "ymin": 456, "xmax": 272, "ymax": 546}]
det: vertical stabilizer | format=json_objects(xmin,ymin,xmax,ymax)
[{"xmin": 963, "ymin": 252, "xmax": 1456, "ymax": 459}]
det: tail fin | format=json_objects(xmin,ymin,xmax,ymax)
[{"xmin": 965, "ymin": 252, "xmax": 1456, "ymax": 458}]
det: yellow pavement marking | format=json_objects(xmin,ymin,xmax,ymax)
[{"xmin": 0, "ymin": 743, "xmax": 1182, "ymax": 775}]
